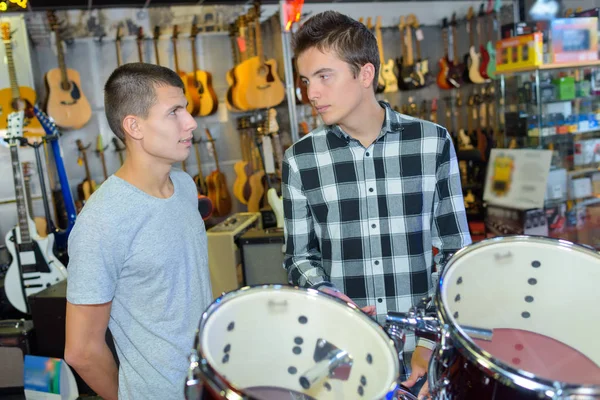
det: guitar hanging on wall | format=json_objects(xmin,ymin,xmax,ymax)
[
  {"xmin": 189, "ymin": 18, "xmax": 219, "ymax": 116},
  {"xmin": 4, "ymin": 111, "xmax": 68, "ymax": 315},
  {"xmin": 0, "ymin": 22, "xmax": 43, "ymax": 135},
  {"xmin": 44, "ymin": 11, "xmax": 91, "ymax": 130}
]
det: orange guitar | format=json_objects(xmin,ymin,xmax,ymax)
[
  {"xmin": 189, "ymin": 18, "xmax": 218, "ymax": 117},
  {"xmin": 192, "ymin": 135, "xmax": 213, "ymax": 220},
  {"xmin": 231, "ymin": 1, "xmax": 285, "ymax": 110},
  {"xmin": 45, "ymin": 11, "xmax": 92, "ymax": 130},
  {"xmin": 75, "ymin": 139, "xmax": 97, "ymax": 212},
  {"xmin": 436, "ymin": 18, "xmax": 453, "ymax": 90},
  {"xmin": 0, "ymin": 22, "xmax": 43, "ymax": 136},
  {"xmin": 204, "ymin": 129, "xmax": 232, "ymax": 217},
  {"xmin": 171, "ymin": 25, "xmax": 198, "ymax": 116}
]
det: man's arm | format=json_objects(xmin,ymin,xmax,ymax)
[
  {"xmin": 65, "ymin": 301, "xmax": 118, "ymax": 400},
  {"xmin": 282, "ymin": 155, "xmax": 332, "ymax": 289}
]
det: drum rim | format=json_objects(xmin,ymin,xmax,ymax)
[
  {"xmin": 194, "ymin": 284, "xmax": 401, "ymax": 399},
  {"xmin": 436, "ymin": 235, "xmax": 600, "ymax": 396}
]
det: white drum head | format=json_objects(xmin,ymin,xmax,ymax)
[
  {"xmin": 440, "ymin": 236, "xmax": 600, "ymax": 386},
  {"xmin": 198, "ymin": 285, "xmax": 400, "ymax": 400}
]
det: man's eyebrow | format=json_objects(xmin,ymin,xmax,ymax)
[
  {"xmin": 167, "ymin": 104, "xmax": 185, "ymax": 113},
  {"xmin": 299, "ymin": 68, "xmax": 335, "ymax": 80}
]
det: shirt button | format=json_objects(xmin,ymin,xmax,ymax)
[
  {"xmin": 377, "ymin": 298, "xmax": 383, "ymax": 303},
  {"xmin": 371, "ymin": 224, "xmax": 377, "ymax": 229},
  {"xmin": 366, "ymin": 152, "xmax": 370, "ymax": 157},
  {"xmin": 374, "ymin": 260, "xmax": 380, "ymax": 265},
  {"xmin": 369, "ymin": 188, "xmax": 374, "ymax": 193}
]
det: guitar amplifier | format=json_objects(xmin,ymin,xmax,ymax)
[
  {"xmin": 0, "ymin": 319, "xmax": 34, "ymax": 392},
  {"xmin": 207, "ymin": 213, "xmax": 261, "ymax": 299},
  {"xmin": 240, "ymin": 228, "xmax": 288, "ymax": 286}
]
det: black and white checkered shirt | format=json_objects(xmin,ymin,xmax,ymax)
[{"xmin": 282, "ymin": 101, "xmax": 471, "ymax": 359}]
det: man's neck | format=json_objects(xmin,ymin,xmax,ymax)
[
  {"xmin": 114, "ymin": 149, "xmax": 174, "ymax": 199},
  {"xmin": 337, "ymin": 98, "xmax": 386, "ymax": 148}
]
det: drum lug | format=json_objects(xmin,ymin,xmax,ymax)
[
  {"xmin": 386, "ymin": 306, "xmax": 440, "ymax": 342},
  {"xmin": 184, "ymin": 350, "xmax": 202, "ymax": 400},
  {"xmin": 437, "ymin": 328, "xmax": 453, "ymax": 368}
]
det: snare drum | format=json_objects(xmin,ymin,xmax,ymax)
[
  {"xmin": 185, "ymin": 285, "xmax": 413, "ymax": 400},
  {"xmin": 388, "ymin": 236, "xmax": 600, "ymax": 399}
]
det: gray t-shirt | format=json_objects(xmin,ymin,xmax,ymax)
[{"xmin": 67, "ymin": 169, "xmax": 212, "ymax": 400}]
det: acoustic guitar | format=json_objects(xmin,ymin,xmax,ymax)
[
  {"xmin": 436, "ymin": 18, "xmax": 453, "ymax": 90},
  {"xmin": 374, "ymin": 16, "xmax": 398, "ymax": 93},
  {"xmin": 189, "ymin": 19, "xmax": 218, "ymax": 116},
  {"xmin": 204, "ymin": 129, "xmax": 232, "ymax": 217},
  {"xmin": 232, "ymin": 1, "xmax": 285, "ymax": 110},
  {"xmin": 171, "ymin": 25, "xmax": 198, "ymax": 116},
  {"xmin": 233, "ymin": 117, "xmax": 253, "ymax": 205},
  {"xmin": 44, "ymin": 11, "xmax": 92, "ymax": 130},
  {"xmin": 225, "ymin": 20, "xmax": 242, "ymax": 111},
  {"xmin": 0, "ymin": 22, "xmax": 43, "ymax": 136},
  {"xmin": 75, "ymin": 139, "xmax": 97, "ymax": 211}
]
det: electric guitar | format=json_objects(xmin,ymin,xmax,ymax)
[
  {"xmin": 478, "ymin": 5, "xmax": 490, "ymax": 80},
  {"xmin": 436, "ymin": 18, "xmax": 453, "ymax": 90},
  {"xmin": 0, "ymin": 22, "xmax": 43, "ymax": 135},
  {"xmin": 4, "ymin": 111, "xmax": 67, "ymax": 314},
  {"xmin": 464, "ymin": 7, "xmax": 486, "ymax": 84},
  {"xmin": 75, "ymin": 139, "xmax": 97, "ymax": 209},
  {"xmin": 44, "ymin": 11, "xmax": 92, "ymax": 130},
  {"xmin": 96, "ymin": 134, "xmax": 109, "ymax": 181},
  {"xmin": 447, "ymin": 13, "xmax": 464, "ymax": 88},
  {"xmin": 374, "ymin": 16, "xmax": 398, "ymax": 93},
  {"xmin": 409, "ymin": 15, "xmax": 432, "ymax": 87},
  {"xmin": 486, "ymin": 0, "xmax": 502, "ymax": 80}
]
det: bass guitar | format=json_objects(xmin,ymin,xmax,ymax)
[{"xmin": 4, "ymin": 111, "xmax": 67, "ymax": 314}]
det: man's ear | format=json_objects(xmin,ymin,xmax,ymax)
[
  {"xmin": 122, "ymin": 115, "xmax": 143, "ymax": 141},
  {"xmin": 359, "ymin": 63, "xmax": 376, "ymax": 89}
]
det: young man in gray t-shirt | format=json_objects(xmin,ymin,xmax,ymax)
[{"xmin": 64, "ymin": 63, "xmax": 213, "ymax": 400}]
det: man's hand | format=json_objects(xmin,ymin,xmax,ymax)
[
  {"xmin": 402, "ymin": 345, "xmax": 433, "ymax": 400},
  {"xmin": 319, "ymin": 286, "xmax": 376, "ymax": 316}
]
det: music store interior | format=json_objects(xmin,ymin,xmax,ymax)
[{"xmin": 0, "ymin": 0, "xmax": 599, "ymax": 398}]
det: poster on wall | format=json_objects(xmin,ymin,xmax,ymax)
[{"xmin": 483, "ymin": 148, "xmax": 553, "ymax": 210}]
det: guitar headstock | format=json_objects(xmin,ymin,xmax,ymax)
[
  {"xmin": 96, "ymin": 134, "xmax": 107, "ymax": 154},
  {"xmin": 46, "ymin": 10, "xmax": 59, "ymax": 32},
  {"xmin": 1, "ymin": 21, "xmax": 11, "ymax": 42},
  {"xmin": 253, "ymin": 1, "xmax": 262, "ymax": 20},
  {"xmin": 375, "ymin": 16, "xmax": 382, "ymax": 31},
  {"xmin": 33, "ymin": 105, "xmax": 60, "ymax": 137},
  {"xmin": 153, "ymin": 25, "xmax": 161, "ymax": 41},
  {"xmin": 466, "ymin": 6, "xmax": 474, "ymax": 21},
  {"xmin": 191, "ymin": 16, "xmax": 199, "ymax": 37},
  {"xmin": 408, "ymin": 14, "xmax": 419, "ymax": 29},
  {"xmin": 76, "ymin": 139, "xmax": 89, "ymax": 153},
  {"xmin": 6, "ymin": 111, "xmax": 24, "ymax": 144},
  {"xmin": 116, "ymin": 25, "xmax": 123, "ymax": 43},
  {"xmin": 172, "ymin": 25, "xmax": 180, "ymax": 40},
  {"xmin": 136, "ymin": 27, "xmax": 144, "ymax": 42},
  {"xmin": 441, "ymin": 17, "xmax": 448, "ymax": 30},
  {"xmin": 112, "ymin": 137, "xmax": 124, "ymax": 151},
  {"xmin": 398, "ymin": 15, "xmax": 406, "ymax": 31},
  {"xmin": 366, "ymin": 17, "xmax": 373, "ymax": 30},
  {"xmin": 450, "ymin": 12, "xmax": 457, "ymax": 27},
  {"xmin": 478, "ymin": 4, "xmax": 486, "ymax": 17}
]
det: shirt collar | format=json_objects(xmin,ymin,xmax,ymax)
[{"xmin": 327, "ymin": 101, "xmax": 404, "ymax": 143}]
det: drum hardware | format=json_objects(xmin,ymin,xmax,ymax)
[{"xmin": 298, "ymin": 339, "xmax": 352, "ymax": 389}]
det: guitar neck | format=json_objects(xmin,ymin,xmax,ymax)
[
  {"xmin": 469, "ymin": 19, "xmax": 475, "ymax": 48},
  {"xmin": 190, "ymin": 36, "xmax": 200, "ymax": 72},
  {"xmin": 55, "ymin": 32, "xmax": 70, "ymax": 89},
  {"xmin": 375, "ymin": 27, "xmax": 385, "ymax": 65},
  {"xmin": 193, "ymin": 142, "xmax": 208, "ymax": 193},
  {"xmin": 99, "ymin": 152, "xmax": 108, "ymax": 180},
  {"xmin": 172, "ymin": 38, "xmax": 180, "ymax": 72},
  {"xmin": 405, "ymin": 26, "xmax": 414, "ymax": 66},
  {"xmin": 10, "ymin": 145, "xmax": 31, "ymax": 243},
  {"xmin": 137, "ymin": 39, "xmax": 144, "ymax": 62},
  {"xmin": 116, "ymin": 40, "xmax": 123, "ymax": 67},
  {"xmin": 254, "ymin": 8, "xmax": 264, "ymax": 64},
  {"xmin": 451, "ymin": 25, "xmax": 458, "ymax": 65},
  {"xmin": 153, "ymin": 38, "xmax": 160, "ymax": 65},
  {"xmin": 413, "ymin": 27, "xmax": 422, "ymax": 61},
  {"xmin": 271, "ymin": 132, "xmax": 283, "ymax": 178},
  {"xmin": 81, "ymin": 150, "xmax": 92, "ymax": 182},
  {"xmin": 4, "ymin": 40, "xmax": 20, "ymax": 99},
  {"xmin": 23, "ymin": 173, "xmax": 34, "ymax": 224}
]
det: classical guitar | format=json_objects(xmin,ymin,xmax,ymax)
[
  {"xmin": 44, "ymin": 11, "xmax": 92, "ymax": 130},
  {"xmin": 478, "ymin": 5, "xmax": 490, "ymax": 80},
  {"xmin": 436, "ymin": 18, "xmax": 453, "ymax": 90},
  {"xmin": 75, "ymin": 139, "xmax": 97, "ymax": 210},
  {"xmin": 204, "ymin": 129, "xmax": 232, "ymax": 217},
  {"xmin": 374, "ymin": 16, "xmax": 398, "ymax": 93},
  {"xmin": 232, "ymin": 1, "xmax": 285, "ymax": 110},
  {"xmin": 189, "ymin": 18, "xmax": 219, "ymax": 117},
  {"xmin": 4, "ymin": 111, "xmax": 67, "ymax": 314},
  {"xmin": 33, "ymin": 105, "xmax": 77, "ymax": 242},
  {"xmin": 0, "ymin": 22, "xmax": 43, "ymax": 135},
  {"xmin": 191, "ymin": 135, "xmax": 213, "ymax": 220},
  {"xmin": 172, "ymin": 25, "xmax": 198, "ymax": 116},
  {"xmin": 486, "ymin": 0, "xmax": 502, "ymax": 80},
  {"xmin": 447, "ymin": 13, "xmax": 464, "ymax": 88},
  {"xmin": 464, "ymin": 7, "xmax": 486, "ymax": 84}
]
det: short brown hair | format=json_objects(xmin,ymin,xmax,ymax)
[
  {"xmin": 104, "ymin": 63, "xmax": 184, "ymax": 141},
  {"xmin": 292, "ymin": 11, "xmax": 380, "ymax": 93}
]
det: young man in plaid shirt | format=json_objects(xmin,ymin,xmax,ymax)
[{"xmin": 282, "ymin": 11, "xmax": 471, "ymax": 398}]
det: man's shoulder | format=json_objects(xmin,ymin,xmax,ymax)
[
  {"xmin": 392, "ymin": 111, "xmax": 451, "ymax": 143},
  {"xmin": 284, "ymin": 125, "xmax": 329, "ymax": 159}
]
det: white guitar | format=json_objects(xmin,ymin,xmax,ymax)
[
  {"xmin": 266, "ymin": 109, "xmax": 284, "ymax": 229},
  {"xmin": 4, "ymin": 111, "xmax": 67, "ymax": 314}
]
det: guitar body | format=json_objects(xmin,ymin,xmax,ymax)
[
  {"xmin": 293, "ymin": 57, "xmax": 309, "ymax": 104},
  {"xmin": 247, "ymin": 170, "xmax": 265, "ymax": 213},
  {"xmin": 467, "ymin": 46, "xmax": 486, "ymax": 84},
  {"xmin": 207, "ymin": 171, "xmax": 232, "ymax": 217},
  {"xmin": 4, "ymin": 225, "xmax": 68, "ymax": 314},
  {"xmin": 233, "ymin": 160, "xmax": 251, "ymax": 205},
  {"xmin": 486, "ymin": 41, "xmax": 497, "ymax": 79},
  {"xmin": 206, "ymin": 172, "xmax": 219, "ymax": 213},
  {"xmin": 189, "ymin": 69, "xmax": 218, "ymax": 116},
  {"xmin": 436, "ymin": 57, "xmax": 453, "ymax": 90},
  {"xmin": 44, "ymin": 68, "xmax": 91, "ymax": 129},
  {"xmin": 0, "ymin": 86, "xmax": 43, "ymax": 134},
  {"xmin": 418, "ymin": 59, "xmax": 433, "ymax": 86},
  {"xmin": 381, "ymin": 59, "xmax": 399, "ymax": 93},
  {"xmin": 479, "ymin": 45, "xmax": 490, "ymax": 79},
  {"xmin": 266, "ymin": 188, "xmax": 284, "ymax": 229},
  {"xmin": 77, "ymin": 179, "xmax": 96, "ymax": 204},
  {"xmin": 447, "ymin": 63, "xmax": 464, "ymax": 88},
  {"xmin": 225, "ymin": 68, "xmax": 240, "ymax": 111},
  {"xmin": 197, "ymin": 194, "xmax": 213, "ymax": 221},
  {"xmin": 180, "ymin": 72, "xmax": 200, "ymax": 116},
  {"xmin": 234, "ymin": 56, "xmax": 285, "ymax": 110}
]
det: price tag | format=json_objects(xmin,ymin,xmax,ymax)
[{"xmin": 415, "ymin": 28, "xmax": 424, "ymax": 41}]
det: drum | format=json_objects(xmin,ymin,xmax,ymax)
[
  {"xmin": 185, "ymin": 285, "xmax": 414, "ymax": 400},
  {"xmin": 387, "ymin": 236, "xmax": 600, "ymax": 399}
]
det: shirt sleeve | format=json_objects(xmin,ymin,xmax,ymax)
[
  {"xmin": 431, "ymin": 129, "xmax": 472, "ymax": 272},
  {"xmin": 282, "ymin": 152, "xmax": 333, "ymax": 290},
  {"xmin": 66, "ymin": 210, "xmax": 122, "ymax": 305}
]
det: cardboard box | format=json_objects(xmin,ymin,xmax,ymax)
[
  {"xmin": 496, "ymin": 33, "xmax": 544, "ymax": 72},
  {"xmin": 551, "ymin": 17, "xmax": 599, "ymax": 64}
]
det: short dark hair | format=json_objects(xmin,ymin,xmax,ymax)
[
  {"xmin": 292, "ymin": 11, "xmax": 380, "ymax": 93},
  {"xmin": 104, "ymin": 63, "xmax": 184, "ymax": 141}
]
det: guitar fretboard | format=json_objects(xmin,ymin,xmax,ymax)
[
  {"xmin": 4, "ymin": 41, "xmax": 20, "ymax": 100},
  {"xmin": 10, "ymin": 145, "xmax": 31, "ymax": 243},
  {"xmin": 54, "ymin": 31, "xmax": 70, "ymax": 90}
]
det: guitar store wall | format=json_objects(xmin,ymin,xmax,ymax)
[{"xmin": 0, "ymin": 1, "xmax": 518, "ymax": 242}]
